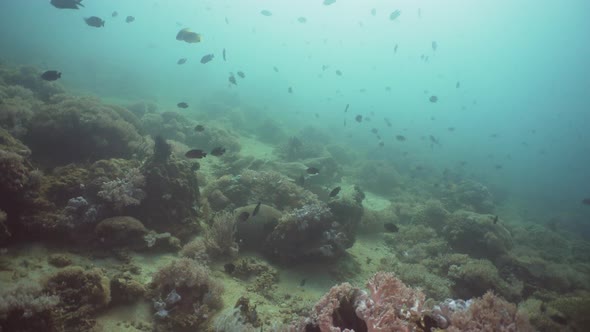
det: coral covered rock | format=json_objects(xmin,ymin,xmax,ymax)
[
  {"xmin": 44, "ymin": 266, "xmax": 111, "ymax": 331},
  {"xmin": 94, "ymin": 216, "xmax": 148, "ymax": 248},
  {"xmin": 443, "ymin": 210, "xmax": 513, "ymax": 260},
  {"xmin": 234, "ymin": 203, "xmax": 281, "ymax": 251},
  {"xmin": 150, "ymin": 258, "xmax": 223, "ymax": 331},
  {"xmin": 24, "ymin": 96, "xmax": 143, "ymax": 166},
  {"xmin": 110, "ymin": 273, "xmax": 146, "ymax": 305}
]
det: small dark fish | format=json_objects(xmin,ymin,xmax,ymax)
[
  {"xmin": 210, "ymin": 147, "xmax": 226, "ymax": 156},
  {"xmin": 432, "ymin": 41, "xmax": 438, "ymax": 51},
  {"xmin": 355, "ymin": 115, "xmax": 363, "ymax": 123},
  {"xmin": 344, "ymin": 103, "xmax": 349, "ymax": 112},
  {"xmin": 329, "ymin": 186, "xmax": 341, "ymax": 197},
  {"xmin": 322, "ymin": 64, "xmax": 329, "ymax": 71},
  {"xmin": 225, "ymin": 17, "xmax": 229, "ymax": 24},
  {"xmin": 228, "ymin": 73, "xmax": 237, "ymax": 85},
  {"xmin": 315, "ymin": 113, "xmax": 319, "ymax": 118},
  {"xmin": 582, "ymin": 198, "xmax": 590, "ymax": 205},
  {"xmin": 237, "ymin": 71, "xmax": 245, "ymax": 78},
  {"xmin": 448, "ymin": 127, "xmax": 455, "ymax": 132},
  {"xmin": 84, "ymin": 16, "xmax": 105, "ymax": 27},
  {"xmin": 112, "ymin": 11, "xmax": 118, "ymax": 17},
  {"xmin": 125, "ymin": 16, "xmax": 135, "ymax": 23},
  {"xmin": 384, "ymin": 222, "xmax": 399, "ymax": 232},
  {"xmin": 260, "ymin": 10, "xmax": 272, "ymax": 16},
  {"xmin": 177, "ymin": 58, "xmax": 187, "ymax": 65},
  {"xmin": 429, "ymin": 95, "xmax": 438, "ymax": 103},
  {"xmin": 379, "ymin": 141, "xmax": 384, "ymax": 147},
  {"xmin": 335, "ymin": 70, "xmax": 342, "ymax": 76},
  {"xmin": 288, "ymin": 87, "xmax": 293, "ymax": 93},
  {"xmin": 394, "ymin": 44, "xmax": 399, "ymax": 53},
  {"xmin": 224, "ymin": 263, "xmax": 236, "ymax": 274},
  {"xmin": 323, "ymin": 0, "xmax": 336, "ymax": 5},
  {"xmin": 396, "ymin": 135, "xmax": 406, "ymax": 141},
  {"xmin": 384, "ymin": 118, "xmax": 392, "ymax": 127},
  {"xmin": 273, "ymin": 66, "xmax": 279, "ymax": 72},
  {"xmin": 371, "ymin": 128, "xmax": 378, "ymax": 134},
  {"xmin": 222, "ymin": 48, "xmax": 226, "ymax": 61},
  {"xmin": 194, "ymin": 125, "xmax": 205, "ymax": 132},
  {"xmin": 300, "ymin": 278, "xmax": 307, "ymax": 286},
  {"xmin": 238, "ymin": 211, "xmax": 250, "ymax": 222},
  {"xmin": 177, "ymin": 102, "xmax": 189, "ymax": 108},
  {"xmin": 495, "ymin": 164, "xmax": 503, "ymax": 170},
  {"xmin": 429, "ymin": 135, "xmax": 439, "ymax": 145},
  {"xmin": 51, "ymin": 0, "xmax": 84, "ymax": 9},
  {"xmin": 185, "ymin": 149, "xmax": 207, "ymax": 159},
  {"xmin": 456, "ymin": 81, "xmax": 460, "ymax": 88},
  {"xmin": 41, "ymin": 70, "xmax": 61, "ymax": 81},
  {"xmin": 298, "ymin": 17, "xmax": 307, "ymax": 23},
  {"xmin": 176, "ymin": 28, "xmax": 201, "ymax": 43},
  {"xmin": 389, "ymin": 10, "xmax": 401, "ymax": 21},
  {"xmin": 296, "ymin": 175, "xmax": 305, "ymax": 186},
  {"xmin": 252, "ymin": 202, "xmax": 262, "ymax": 217},
  {"xmin": 306, "ymin": 167, "xmax": 320, "ymax": 175},
  {"xmin": 200, "ymin": 54, "xmax": 214, "ymax": 64}
]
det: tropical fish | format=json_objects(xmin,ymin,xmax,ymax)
[
  {"xmin": 329, "ymin": 186, "xmax": 341, "ymax": 197},
  {"xmin": 335, "ymin": 70, "xmax": 342, "ymax": 76},
  {"xmin": 323, "ymin": 0, "xmax": 336, "ymax": 5},
  {"xmin": 222, "ymin": 48, "xmax": 226, "ymax": 61},
  {"xmin": 432, "ymin": 41, "xmax": 438, "ymax": 51},
  {"xmin": 456, "ymin": 81, "xmax": 460, "ymax": 88},
  {"xmin": 210, "ymin": 147, "xmax": 226, "ymax": 156},
  {"xmin": 112, "ymin": 11, "xmax": 118, "ymax": 17},
  {"xmin": 229, "ymin": 73, "xmax": 237, "ymax": 85},
  {"xmin": 371, "ymin": 8, "xmax": 376, "ymax": 16},
  {"xmin": 41, "ymin": 70, "xmax": 61, "ymax": 81},
  {"xmin": 125, "ymin": 16, "xmax": 135, "ymax": 23},
  {"xmin": 200, "ymin": 54, "xmax": 214, "ymax": 64},
  {"xmin": 185, "ymin": 149, "xmax": 207, "ymax": 159},
  {"xmin": 177, "ymin": 58, "xmax": 187, "ymax": 65},
  {"xmin": 237, "ymin": 71, "xmax": 245, "ymax": 78},
  {"xmin": 288, "ymin": 87, "xmax": 293, "ymax": 93},
  {"xmin": 384, "ymin": 223, "xmax": 399, "ymax": 232},
  {"xmin": 297, "ymin": 17, "xmax": 307, "ymax": 23},
  {"xmin": 429, "ymin": 95, "xmax": 438, "ymax": 103},
  {"xmin": 252, "ymin": 202, "xmax": 262, "ymax": 216},
  {"xmin": 176, "ymin": 28, "xmax": 201, "ymax": 43},
  {"xmin": 260, "ymin": 10, "xmax": 272, "ymax": 16},
  {"xmin": 582, "ymin": 198, "xmax": 590, "ymax": 205},
  {"xmin": 395, "ymin": 135, "xmax": 406, "ymax": 141},
  {"xmin": 50, "ymin": 0, "xmax": 84, "ymax": 9},
  {"xmin": 84, "ymin": 16, "xmax": 105, "ymax": 27},
  {"xmin": 177, "ymin": 102, "xmax": 189, "ymax": 108},
  {"xmin": 306, "ymin": 167, "xmax": 320, "ymax": 175},
  {"xmin": 390, "ymin": 10, "xmax": 401, "ymax": 21},
  {"xmin": 355, "ymin": 115, "xmax": 362, "ymax": 123},
  {"xmin": 237, "ymin": 212, "xmax": 250, "ymax": 222}
]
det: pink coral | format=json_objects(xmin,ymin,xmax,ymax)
[
  {"xmin": 304, "ymin": 272, "xmax": 426, "ymax": 332},
  {"xmin": 446, "ymin": 291, "xmax": 533, "ymax": 332}
]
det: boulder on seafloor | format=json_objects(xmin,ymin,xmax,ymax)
[{"xmin": 234, "ymin": 204, "xmax": 282, "ymax": 251}]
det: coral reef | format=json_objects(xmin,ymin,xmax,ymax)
[
  {"xmin": 97, "ymin": 167, "xmax": 146, "ymax": 210},
  {"xmin": 300, "ymin": 272, "xmax": 426, "ymax": 331},
  {"xmin": 443, "ymin": 291, "xmax": 533, "ymax": 332},
  {"xmin": 442, "ymin": 180, "xmax": 495, "ymax": 213},
  {"xmin": 264, "ymin": 202, "xmax": 349, "ymax": 263},
  {"xmin": 0, "ymin": 64, "xmax": 64, "ymax": 102},
  {"xmin": 149, "ymin": 258, "xmax": 223, "ymax": 331},
  {"xmin": 0, "ymin": 282, "xmax": 60, "ymax": 332},
  {"xmin": 110, "ymin": 273, "xmax": 146, "ymax": 305},
  {"xmin": 356, "ymin": 160, "xmax": 403, "ymax": 195},
  {"xmin": 180, "ymin": 211, "xmax": 239, "ymax": 261},
  {"xmin": 94, "ymin": 216, "xmax": 148, "ymax": 248},
  {"xmin": 24, "ymin": 96, "xmax": 144, "ymax": 167},
  {"xmin": 43, "ymin": 266, "xmax": 111, "ymax": 331},
  {"xmin": 234, "ymin": 203, "xmax": 282, "ymax": 251},
  {"xmin": 443, "ymin": 210, "xmax": 513, "ymax": 260},
  {"xmin": 205, "ymin": 169, "xmax": 320, "ymax": 211}
]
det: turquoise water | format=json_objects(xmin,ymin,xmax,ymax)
[{"xmin": 2, "ymin": 1, "xmax": 588, "ymax": 219}]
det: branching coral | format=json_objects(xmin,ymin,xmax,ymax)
[{"xmin": 97, "ymin": 167, "xmax": 146, "ymax": 210}]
